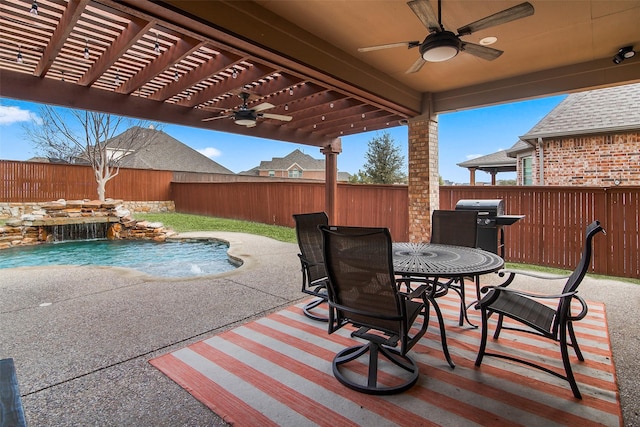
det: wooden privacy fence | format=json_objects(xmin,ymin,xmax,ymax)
[
  {"xmin": 171, "ymin": 181, "xmax": 410, "ymax": 241},
  {"xmin": 1, "ymin": 160, "xmax": 172, "ymax": 201},
  {"xmin": 174, "ymin": 182, "xmax": 638, "ymax": 278},
  {"xmin": 440, "ymin": 186, "xmax": 639, "ymax": 279}
]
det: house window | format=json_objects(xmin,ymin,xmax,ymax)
[
  {"xmin": 268, "ymin": 170, "xmax": 275, "ymax": 177},
  {"xmin": 522, "ymin": 157, "xmax": 533, "ymax": 185},
  {"xmin": 288, "ymin": 169, "xmax": 302, "ymax": 178}
]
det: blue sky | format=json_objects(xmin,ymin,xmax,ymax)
[{"xmin": 0, "ymin": 95, "xmax": 565, "ymax": 183}]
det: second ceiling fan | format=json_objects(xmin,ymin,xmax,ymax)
[
  {"xmin": 358, "ymin": 0, "xmax": 534, "ymax": 73},
  {"xmin": 202, "ymin": 92, "xmax": 293, "ymax": 128}
]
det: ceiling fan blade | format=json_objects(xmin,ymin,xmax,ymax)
[
  {"xmin": 461, "ymin": 42, "xmax": 503, "ymax": 61},
  {"xmin": 457, "ymin": 2, "xmax": 534, "ymax": 36},
  {"xmin": 253, "ymin": 102, "xmax": 275, "ymax": 112},
  {"xmin": 201, "ymin": 114, "xmax": 231, "ymax": 122},
  {"xmin": 261, "ymin": 113, "xmax": 293, "ymax": 122},
  {"xmin": 406, "ymin": 56, "xmax": 427, "ymax": 74},
  {"xmin": 407, "ymin": 0, "xmax": 440, "ymax": 32},
  {"xmin": 358, "ymin": 41, "xmax": 419, "ymax": 52}
]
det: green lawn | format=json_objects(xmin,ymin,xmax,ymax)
[{"xmin": 136, "ymin": 212, "xmax": 297, "ymax": 243}]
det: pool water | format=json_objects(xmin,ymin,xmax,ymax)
[{"xmin": 0, "ymin": 239, "xmax": 238, "ymax": 278}]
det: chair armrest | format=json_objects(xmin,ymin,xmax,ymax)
[
  {"xmin": 479, "ymin": 285, "xmax": 577, "ymax": 300},
  {"xmin": 499, "ymin": 268, "xmax": 570, "ymax": 280},
  {"xmin": 568, "ymin": 294, "xmax": 589, "ymax": 321}
]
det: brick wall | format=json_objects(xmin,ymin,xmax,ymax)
[{"xmin": 537, "ymin": 131, "xmax": 640, "ymax": 186}]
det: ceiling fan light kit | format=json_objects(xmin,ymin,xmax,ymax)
[{"xmin": 420, "ymin": 31, "xmax": 461, "ymax": 62}]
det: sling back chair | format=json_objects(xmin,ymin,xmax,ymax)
[
  {"xmin": 319, "ymin": 225, "xmax": 431, "ymax": 395},
  {"xmin": 430, "ymin": 209, "xmax": 479, "ymax": 326},
  {"xmin": 293, "ymin": 212, "xmax": 329, "ymax": 321},
  {"xmin": 475, "ymin": 220, "xmax": 605, "ymax": 399}
]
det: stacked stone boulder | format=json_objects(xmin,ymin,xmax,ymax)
[{"xmin": 0, "ymin": 199, "xmax": 174, "ymax": 250}]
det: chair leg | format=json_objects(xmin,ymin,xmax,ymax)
[
  {"xmin": 303, "ymin": 297, "xmax": 328, "ymax": 322},
  {"xmin": 430, "ymin": 297, "xmax": 455, "ymax": 368},
  {"xmin": 492, "ymin": 313, "xmax": 504, "ymax": 339},
  {"xmin": 475, "ymin": 307, "xmax": 489, "ymax": 366},
  {"xmin": 567, "ymin": 321, "xmax": 584, "ymax": 361},
  {"xmin": 560, "ymin": 323, "xmax": 582, "ymax": 399}
]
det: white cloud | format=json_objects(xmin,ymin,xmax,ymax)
[
  {"xmin": 466, "ymin": 154, "xmax": 482, "ymax": 160},
  {"xmin": 0, "ymin": 105, "xmax": 40, "ymax": 125},
  {"xmin": 197, "ymin": 147, "xmax": 222, "ymax": 158}
]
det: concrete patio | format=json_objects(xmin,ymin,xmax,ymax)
[{"xmin": 1, "ymin": 232, "xmax": 638, "ymax": 426}]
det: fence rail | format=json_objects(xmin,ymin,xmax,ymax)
[{"xmin": 2, "ymin": 160, "xmax": 637, "ymax": 278}]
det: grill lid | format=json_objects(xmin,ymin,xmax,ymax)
[{"xmin": 455, "ymin": 199, "xmax": 504, "ymax": 216}]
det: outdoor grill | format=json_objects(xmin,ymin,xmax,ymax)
[{"xmin": 455, "ymin": 199, "xmax": 524, "ymax": 257}]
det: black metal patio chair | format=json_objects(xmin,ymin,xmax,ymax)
[
  {"xmin": 475, "ymin": 220, "xmax": 605, "ymax": 399},
  {"xmin": 293, "ymin": 212, "xmax": 329, "ymax": 321},
  {"xmin": 430, "ymin": 209, "xmax": 479, "ymax": 326},
  {"xmin": 319, "ymin": 225, "xmax": 431, "ymax": 395}
]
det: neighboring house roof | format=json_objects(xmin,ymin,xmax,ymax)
[
  {"xmin": 521, "ymin": 83, "xmax": 640, "ymax": 141},
  {"xmin": 457, "ymin": 149, "xmax": 515, "ymax": 172},
  {"xmin": 27, "ymin": 157, "xmax": 70, "ymax": 164},
  {"xmin": 337, "ymin": 172, "xmax": 351, "ymax": 181},
  {"xmin": 505, "ymin": 140, "xmax": 533, "ymax": 158},
  {"xmin": 255, "ymin": 149, "xmax": 325, "ymax": 171},
  {"xmin": 106, "ymin": 126, "xmax": 234, "ymax": 174}
]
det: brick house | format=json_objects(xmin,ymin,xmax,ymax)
[
  {"xmin": 509, "ymin": 83, "xmax": 640, "ymax": 186},
  {"xmin": 241, "ymin": 149, "xmax": 350, "ymax": 181}
]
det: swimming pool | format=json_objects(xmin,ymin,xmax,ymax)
[{"xmin": 0, "ymin": 239, "xmax": 239, "ymax": 278}]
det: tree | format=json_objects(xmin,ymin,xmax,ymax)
[
  {"xmin": 24, "ymin": 106, "xmax": 157, "ymax": 201},
  {"xmin": 350, "ymin": 131, "xmax": 406, "ymax": 184}
]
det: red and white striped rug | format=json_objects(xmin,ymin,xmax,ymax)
[{"xmin": 151, "ymin": 286, "xmax": 621, "ymax": 426}]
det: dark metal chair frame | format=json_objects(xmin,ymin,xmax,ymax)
[
  {"xmin": 320, "ymin": 225, "xmax": 432, "ymax": 395},
  {"xmin": 293, "ymin": 212, "xmax": 330, "ymax": 321},
  {"xmin": 430, "ymin": 209, "xmax": 479, "ymax": 326},
  {"xmin": 475, "ymin": 220, "xmax": 605, "ymax": 399}
]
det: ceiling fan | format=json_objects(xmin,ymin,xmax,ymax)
[
  {"xmin": 202, "ymin": 92, "xmax": 293, "ymax": 127},
  {"xmin": 358, "ymin": 0, "xmax": 534, "ymax": 73}
]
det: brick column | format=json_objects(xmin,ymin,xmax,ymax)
[
  {"xmin": 408, "ymin": 114, "xmax": 439, "ymax": 242},
  {"xmin": 321, "ymin": 139, "xmax": 342, "ymax": 224}
]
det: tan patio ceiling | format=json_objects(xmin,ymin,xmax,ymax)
[{"xmin": 1, "ymin": 0, "xmax": 639, "ymax": 148}]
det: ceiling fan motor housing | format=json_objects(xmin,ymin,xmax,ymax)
[{"xmin": 420, "ymin": 31, "xmax": 462, "ymax": 62}]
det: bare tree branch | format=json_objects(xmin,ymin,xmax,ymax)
[{"xmin": 23, "ymin": 106, "xmax": 160, "ymax": 201}]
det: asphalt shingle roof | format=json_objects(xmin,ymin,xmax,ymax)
[
  {"xmin": 106, "ymin": 127, "xmax": 234, "ymax": 174},
  {"xmin": 521, "ymin": 83, "xmax": 640, "ymax": 140},
  {"xmin": 457, "ymin": 149, "xmax": 515, "ymax": 171}
]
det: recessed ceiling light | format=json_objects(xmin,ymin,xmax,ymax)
[{"xmin": 479, "ymin": 36, "xmax": 498, "ymax": 46}]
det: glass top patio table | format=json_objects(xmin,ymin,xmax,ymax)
[{"xmin": 392, "ymin": 242, "xmax": 504, "ymax": 277}]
